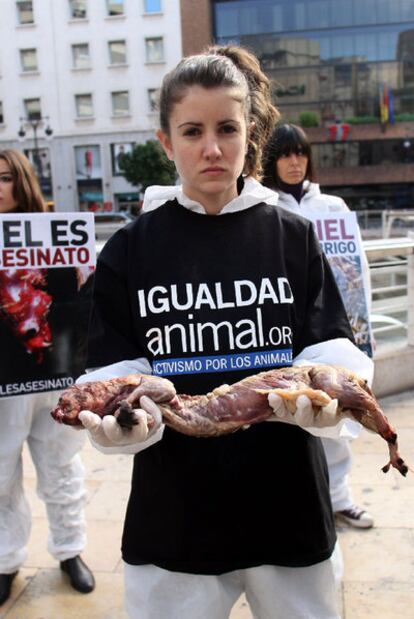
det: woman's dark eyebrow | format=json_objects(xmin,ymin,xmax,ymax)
[
  {"xmin": 177, "ymin": 119, "xmax": 241, "ymax": 129},
  {"xmin": 177, "ymin": 121, "xmax": 202, "ymax": 129},
  {"xmin": 218, "ymin": 119, "xmax": 240, "ymax": 125}
]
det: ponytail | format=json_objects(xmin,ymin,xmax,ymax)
[{"xmin": 206, "ymin": 45, "xmax": 280, "ymax": 179}]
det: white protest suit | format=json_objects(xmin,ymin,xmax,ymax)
[
  {"xmin": 0, "ymin": 391, "xmax": 87, "ymax": 573},
  {"xmin": 275, "ymin": 180, "xmax": 372, "ymax": 512}
]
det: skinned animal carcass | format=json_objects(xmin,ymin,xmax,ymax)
[{"xmin": 51, "ymin": 365, "xmax": 409, "ymax": 477}]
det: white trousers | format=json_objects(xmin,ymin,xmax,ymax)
[
  {"xmin": 321, "ymin": 438, "xmax": 353, "ymax": 512},
  {"xmin": 0, "ymin": 392, "xmax": 87, "ymax": 573},
  {"xmin": 124, "ymin": 543, "xmax": 343, "ymax": 619}
]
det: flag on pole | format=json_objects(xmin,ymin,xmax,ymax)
[
  {"xmin": 379, "ymin": 83, "xmax": 389, "ymax": 126},
  {"xmin": 388, "ymin": 88, "xmax": 395, "ymax": 124}
]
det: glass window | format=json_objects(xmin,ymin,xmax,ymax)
[
  {"xmin": 72, "ymin": 43, "xmax": 90, "ymax": 69},
  {"xmin": 317, "ymin": 33, "xmax": 332, "ymax": 60},
  {"xmin": 294, "ymin": 2, "xmax": 306, "ymax": 30},
  {"xmin": 147, "ymin": 88, "xmax": 160, "ymax": 111},
  {"xmin": 313, "ymin": 142, "xmax": 359, "ymax": 169},
  {"xmin": 16, "ymin": 1, "xmax": 34, "ymax": 24},
  {"xmin": 354, "ymin": 32, "xmax": 377, "ymax": 62},
  {"xmin": 376, "ymin": 0, "xmax": 394, "ymax": 23},
  {"xmin": 398, "ymin": 29, "xmax": 414, "ymax": 61},
  {"xmin": 402, "ymin": 58, "xmax": 414, "ymax": 88},
  {"xmin": 330, "ymin": 0, "xmax": 351, "ymax": 27},
  {"xmin": 355, "ymin": 63, "xmax": 372, "ymax": 97},
  {"xmin": 215, "ymin": 0, "xmax": 414, "ymax": 36},
  {"xmin": 75, "ymin": 94, "xmax": 93, "ymax": 117},
  {"xmin": 20, "ymin": 48, "xmax": 38, "ymax": 72},
  {"xmin": 353, "ymin": 0, "xmax": 377, "ymax": 25},
  {"xmin": 111, "ymin": 143, "xmax": 134, "ymax": 175},
  {"xmin": 24, "ymin": 98, "xmax": 41, "ymax": 120},
  {"xmin": 145, "ymin": 37, "xmax": 164, "ymax": 63},
  {"xmin": 306, "ymin": 1, "xmax": 330, "ymax": 29},
  {"xmin": 107, "ymin": 0, "xmax": 124, "ymax": 16},
  {"xmin": 239, "ymin": 6, "xmax": 260, "ymax": 34},
  {"xmin": 334, "ymin": 64, "xmax": 352, "ymax": 86},
  {"xmin": 271, "ymin": 4, "xmax": 283, "ymax": 30},
  {"xmin": 108, "ymin": 40, "xmax": 127, "ymax": 64},
  {"xmin": 355, "ymin": 90, "xmax": 377, "ymax": 117},
  {"xmin": 216, "ymin": 0, "xmax": 288, "ymax": 37},
  {"xmin": 331, "ymin": 34, "xmax": 353, "ymax": 60},
  {"xmin": 215, "ymin": 4, "xmax": 238, "ymax": 37},
  {"xmin": 144, "ymin": 0, "xmax": 161, "ymax": 12},
  {"xmin": 24, "ymin": 147, "xmax": 52, "ymax": 182},
  {"xmin": 315, "ymin": 139, "xmax": 414, "ymax": 169},
  {"xmin": 111, "ymin": 91, "xmax": 130, "ymax": 116},
  {"xmin": 214, "ymin": 0, "xmax": 414, "ymax": 127},
  {"xmin": 401, "ymin": 0, "xmax": 414, "ymax": 21},
  {"xmin": 69, "ymin": 0, "xmax": 87, "ymax": 19},
  {"xmin": 377, "ymin": 31, "xmax": 398, "ymax": 61},
  {"xmin": 75, "ymin": 145, "xmax": 101, "ymax": 180},
  {"xmin": 0, "ymin": 102, "xmax": 3, "ymax": 124}
]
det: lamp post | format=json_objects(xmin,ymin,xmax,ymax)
[{"xmin": 18, "ymin": 116, "xmax": 53, "ymax": 183}]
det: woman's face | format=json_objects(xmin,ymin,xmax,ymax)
[
  {"xmin": 276, "ymin": 150, "xmax": 308, "ymax": 185},
  {"xmin": 157, "ymin": 85, "xmax": 250, "ymax": 214},
  {"xmin": 0, "ymin": 159, "xmax": 17, "ymax": 213}
]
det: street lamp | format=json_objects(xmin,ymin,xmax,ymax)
[{"xmin": 18, "ymin": 116, "xmax": 53, "ymax": 181}]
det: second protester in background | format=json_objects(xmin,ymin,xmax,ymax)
[{"xmin": 262, "ymin": 122, "xmax": 374, "ymax": 529}]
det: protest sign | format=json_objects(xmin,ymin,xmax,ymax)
[
  {"xmin": 308, "ymin": 211, "xmax": 373, "ymax": 358},
  {"xmin": 0, "ymin": 213, "xmax": 95, "ymax": 398}
]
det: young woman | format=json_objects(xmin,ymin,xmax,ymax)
[
  {"xmin": 77, "ymin": 47, "xmax": 373, "ymax": 618},
  {"xmin": 262, "ymin": 123, "xmax": 374, "ymax": 529},
  {"xmin": 0, "ymin": 150, "xmax": 95, "ymax": 606}
]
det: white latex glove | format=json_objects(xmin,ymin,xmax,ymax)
[
  {"xmin": 78, "ymin": 395, "xmax": 163, "ymax": 448},
  {"xmin": 267, "ymin": 393, "xmax": 340, "ymax": 429}
]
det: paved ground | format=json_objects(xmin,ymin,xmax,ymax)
[{"xmin": 1, "ymin": 389, "xmax": 414, "ymax": 618}]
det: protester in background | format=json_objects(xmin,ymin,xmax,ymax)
[
  {"xmin": 0, "ymin": 149, "xmax": 95, "ymax": 606},
  {"xmin": 262, "ymin": 123, "xmax": 374, "ymax": 529},
  {"xmin": 76, "ymin": 45, "xmax": 373, "ymax": 619}
]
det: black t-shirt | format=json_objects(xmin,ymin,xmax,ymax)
[{"xmin": 88, "ymin": 200, "xmax": 354, "ymax": 574}]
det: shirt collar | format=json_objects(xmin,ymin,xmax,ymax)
[{"xmin": 143, "ymin": 177, "xmax": 279, "ymax": 215}]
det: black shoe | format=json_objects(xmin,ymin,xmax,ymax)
[
  {"xmin": 60, "ymin": 556, "xmax": 95, "ymax": 593},
  {"xmin": 0, "ymin": 572, "xmax": 18, "ymax": 606}
]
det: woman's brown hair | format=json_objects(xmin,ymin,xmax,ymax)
[
  {"xmin": 158, "ymin": 44, "xmax": 279, "ymax": 179},
  {"xmin": 0, "ymin": 149, "xmax": 46, "ymax": 213}
]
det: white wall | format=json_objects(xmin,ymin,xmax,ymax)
[{"xmin": 0, "ymin": 0, "xmax": 182, "ymax": 211}]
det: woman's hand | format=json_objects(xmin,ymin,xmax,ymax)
[
  {"xmin": 78, "ymin": 396, "xmax": 163, "ymax": 447},
  {"xmin": 268, "ymin": 393, "xmax": 339, "ymax": 428}
]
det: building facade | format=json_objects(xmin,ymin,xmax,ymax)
[
  {"xmin": 182, "ymin": 0, "xmax": 414, "ymax": 211},
  {"xmin": 0, "ymin": 0, "xmax": 182, "ymax": 212}
]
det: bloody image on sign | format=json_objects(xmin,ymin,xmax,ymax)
[{"xmin": 0, "ymin": 268, "xmax": 52, "ymax": 363}]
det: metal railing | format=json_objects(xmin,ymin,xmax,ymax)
[
  {"xmin": 357, "ymin": 209, "xmax": 414, "ymax": 240},
  {"xmin": 381, "ymin": 210, "xmax": 414, "ymax": 239},
  {"xmin": 364, "ymin": 236, "xmax": 414, "ymax": 349},
  {"xmin": 356, "ymin": 210, "xmax": 383, "ymax": 238}
]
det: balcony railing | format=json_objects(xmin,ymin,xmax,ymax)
[
  {"xmin": 357, "ymin": 209, "xmax": 414, "ymax": 240},
  {"xmin": 364, "ymin": 236, "xmax": 414, "ymax": 353}
]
